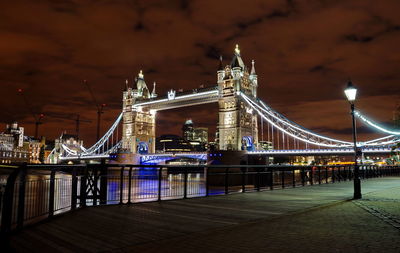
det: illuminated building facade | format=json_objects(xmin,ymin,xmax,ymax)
[
  {"xmin": 217, "ymin": 45, "xmax": 258, "ymax": 151},
  {"xmin": 182, "ymin": 120, "xmax": 195, "ymax": 141},
  {"xmin": 122, "ymin": 71, "xmax": 157, "ymax": 154},
  {"xmin": 0, "ymin": 123, "xmax": 29, "ymax": 164}
]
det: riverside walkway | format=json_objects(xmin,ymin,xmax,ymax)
[{"xmin": 7, "ymin": 177, "xmax": 400, "ymax": 252}]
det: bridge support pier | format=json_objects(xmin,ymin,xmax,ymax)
[{"xmin": 99, "ymin": 159, "xmax": 108, "ymax": 205}]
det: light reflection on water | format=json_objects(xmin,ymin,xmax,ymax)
[{"xmin": 104, "ymin": 167, "xmax": 206, "ymax": 204}]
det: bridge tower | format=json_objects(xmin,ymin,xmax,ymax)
[
  {"xmin": 217, "ymin": 45, "xmax": 258, "ymax": 151},
  {"xmin": 122, "ymin": 71, "xmax": 157, "ymax": 154}
]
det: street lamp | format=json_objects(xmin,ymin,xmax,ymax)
[{"xmin": 344, "ymin": 80, "xmax": 362, "ymax": 199}]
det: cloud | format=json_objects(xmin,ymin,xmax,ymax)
[{"xmin": 0, "ymin": 0, "xmax": 399, "ymax": 146}]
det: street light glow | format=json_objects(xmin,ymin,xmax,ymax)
[{"xmin": 344, "ymin": 80, "xmax": 357, "ymax": 102}]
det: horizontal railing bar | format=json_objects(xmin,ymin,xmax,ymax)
[{"xmin": 12, "ymin": 164, "xmax": 399, "ymax": 171}]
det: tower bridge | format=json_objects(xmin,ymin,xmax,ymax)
[
  {"xmin": 120, "ymin": 44, "xmax": 259, "ymax": 155},
  {"xmin": 49, "ymin": 45, "xmax": 400, "ymax": 164}
]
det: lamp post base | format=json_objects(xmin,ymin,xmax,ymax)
[{"xmin": 353, "ymin": 177, "xmax": 362, "ymax": 199}]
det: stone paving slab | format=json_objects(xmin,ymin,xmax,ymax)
[
  {"xmin": 6, "ymin": 177, "xmax": 400, "ymax": 253},
  {"xmin": 122, "ymin": 200, "xmax": 400, "ymax": 253}
]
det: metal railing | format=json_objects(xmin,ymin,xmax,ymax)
[{"xmin": 0, "ymin": 163, "xmax": 399, "ymax": 234}]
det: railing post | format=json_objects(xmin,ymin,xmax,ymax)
[
  {"xmin": 342, "ymin": 166, "xmax": 345, "ymax": 180},
  {"xmin": 71, "ymin": 167, "xmax": 77, "ymax": 210},
  {"xmin": 309, "ymin": 168, "xmax": 313, "ymax": 185},
  {"xmin": 348, "ymin": 166, "xmax": 352, "ymax": 180},
  {"xmin": 80, "ymin": 166, "xmax": 87, "ymax": 207},
  {"xmin": 16, "ymin": 164, "xmax": 27, "ymax": 230},
  {"xmin": 92, "ymin": 167, "xmax": 98, "ymax": 206},
  {"xmin": 301, "ymin": 167, "xmax": 305, "ymax": 186},
  {"xmin": 99, "ymin": 159, "xmax": 108, "ymax": 205},
  {"xmin": 119, "ymin": 166, "xmax": 124, "ymax": 204},
  {"xmin": 292, "ymin": 168, "xmax": 296, "ymax": 188},
  {"xmin": 269, "ymin": 168, "xmax": 273, "ymax": 190},
  {"xmin": 0, "ymin": 166, "xmax": 20, "ymax": 246},
  {"xmin": 224, "ymin": 168, "xmax": 229, "ymax": 195},
  {"xmin": 318, "ymin": 167, "xmax": 321, "ymax": 184},
  {"xmin": 242, "ymin": 167, "xmax": 246, "ymax": 193},
  {"xmin": 338, "ymin": 167, "xmax": 341, "ymax": 182},
  {"xmin": 256, "ymin": 168, "xmax": 260, "ymax": 192},
  {"xmin": 281, "ymin": 169, "xmax": 285, "ymax": 189},
  {"xmin": 183, "ymin": 168, "xmax": 188, "ymax": 199},
  {"xmin": 360, "ymin": 165, "xmax": 364, "ymax": 179},
  {"xmin": 206, "ymin": 167, "xmax": 210, "ymax": 197},
  {"xmin": 128, "ymin": 166, "xmax": 132, "ymax": 204},
  {"xmin": 325, "ymin": 167, "xmax": 328, "ymax": 184},
  {"xmin": 48, "ymin": 169, "xmax": 56, "ymax": 217},
  {"xmin": 158, "ymin": 167, "xmax": 162, "ymax": 201}
]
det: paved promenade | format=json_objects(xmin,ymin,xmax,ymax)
[{"xmin": 7, "ymin": 177, "xmax": 400, "ymax": 252}]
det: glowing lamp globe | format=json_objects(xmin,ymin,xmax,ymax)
[{"xmin": 344, "ymin": 81, "xmax": 357, "ymax": 102}]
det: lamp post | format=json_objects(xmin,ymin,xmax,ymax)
[{"xmin": 344, "ymin": 80, "xmax": 362, "ymax": 199}]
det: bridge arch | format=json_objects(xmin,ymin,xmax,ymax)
[{"xmin": 137, "ymin": 141, "xmax": 149, "ymax": 154}]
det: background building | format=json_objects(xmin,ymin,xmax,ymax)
[
  {"xmin": 156, "ymin": 134, "xmax": 192, "ymax": 152},
  {"xmin": 258, "ymin": 141, "xmax": 273, "ymax": 151},
  {"xmin": 0, "ymin": 122, "xmax": 29, "ymax": 164},
  {"xmin": 182, "ymin": 120, "xmax": 208, "ymax": 151}
]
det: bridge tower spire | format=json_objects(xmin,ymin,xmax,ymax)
[
  {"xmin": 122, "ymin": 71, "xmax": 156, "ymax": 154},
  {"xmin": 217, "ymin": 45, "xmax": 258, "ymax": 151},
  {"xmin": 249, "ymin": 60, "xmax": 258, "ymax": 97}
]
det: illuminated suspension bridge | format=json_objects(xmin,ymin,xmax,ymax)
[
  {"xmin": 48, "ymin": 45, "xmax": 399, "ymax": 163},
  {"xmin": 49, "ymin": 89, "xmax": 398, "ymax": 163}
]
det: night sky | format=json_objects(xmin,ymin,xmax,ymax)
[{"xmin": 1, "ymin": 0, "xmax": 399, "ymax": 146}]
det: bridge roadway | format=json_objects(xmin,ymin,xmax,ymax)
[
  {"xmin": 7, "ymin": 177, "xmax": 400, "ymax": 252},
  {"xmin": 61, "ymin": 147, "xmax": 394, "ymax": 161},
  {"xmin": 248, "ymin": 147, "xmax": 395, "ymax": 156}
]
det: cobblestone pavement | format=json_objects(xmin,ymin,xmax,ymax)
[
  {"xmin": 117, "ymin": 200, "xmax": 400, "ymax": 253},
  {"xmin": 354, "ymin": 187, "xmax": 400, "ymax": 231},
  {"xmin": 7, "ymin": 177, "xmax": 400, "ymax": 253},
  {"xmin": 114, "ymin": 188, "xmax": 400, "ymax": 253}
]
